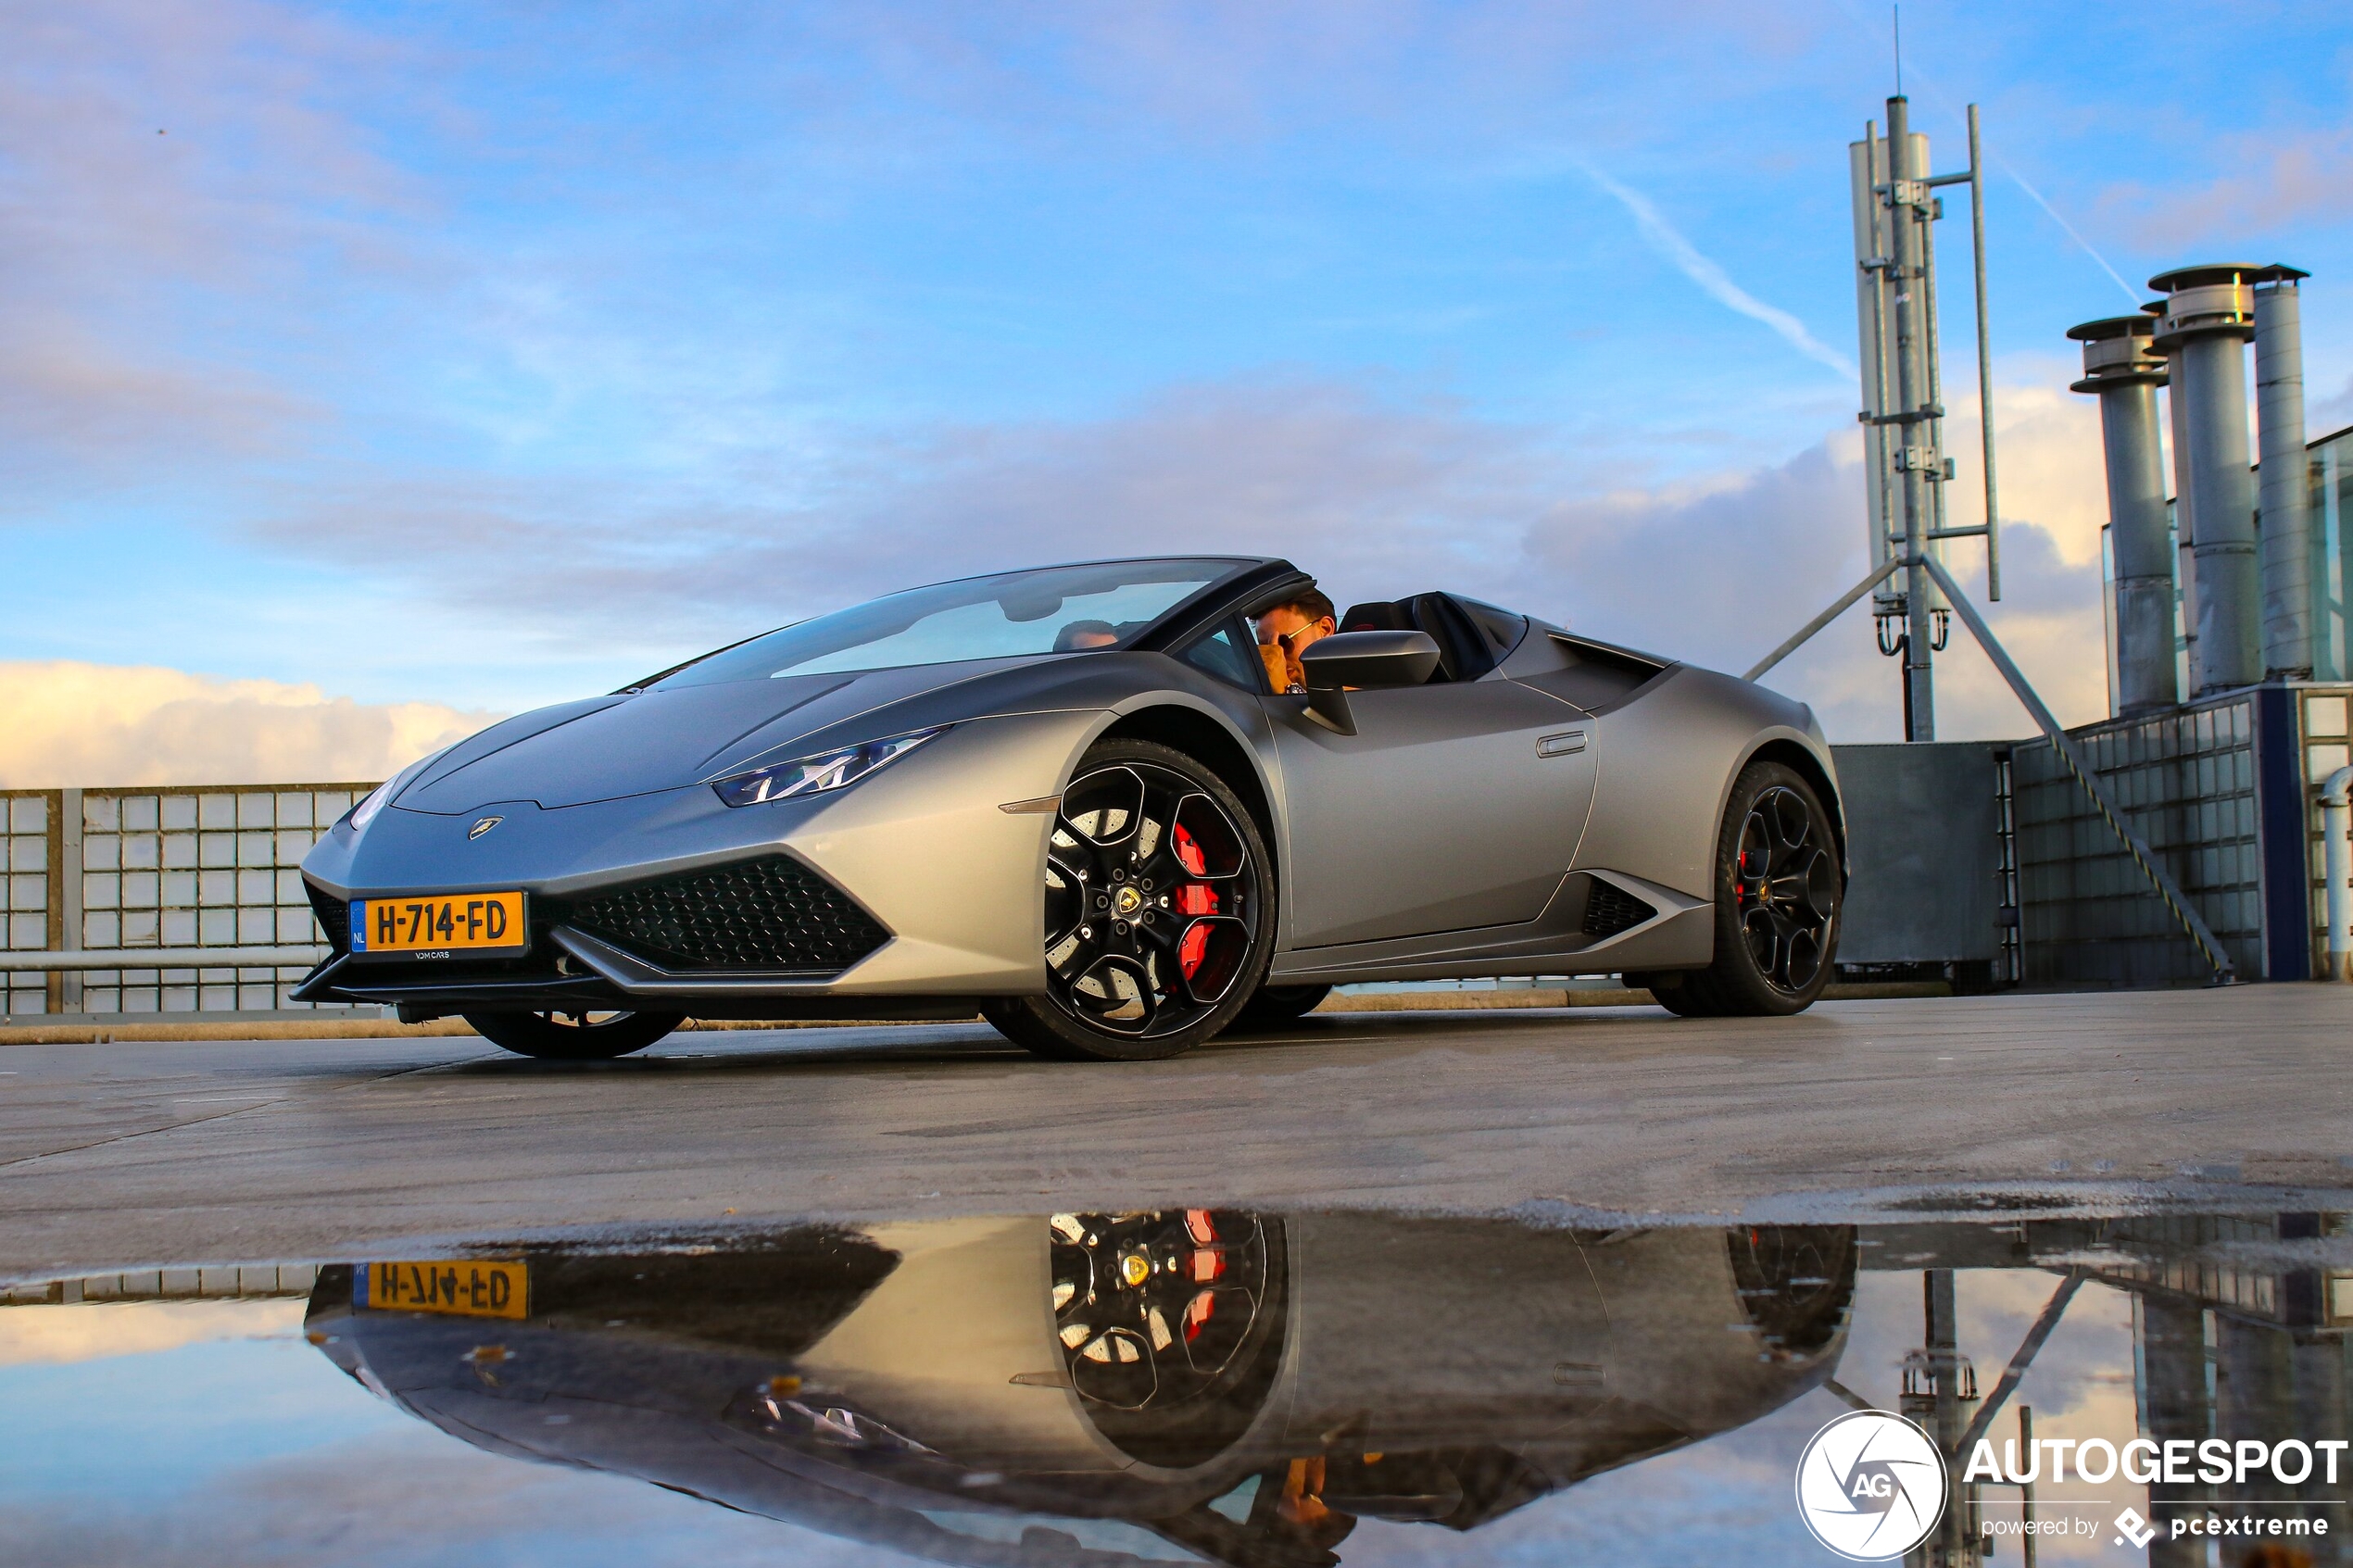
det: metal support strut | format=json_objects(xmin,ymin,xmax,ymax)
[{"xmin": 1743, "ymin": 553, "xmax": 2238, "ymax": 981}]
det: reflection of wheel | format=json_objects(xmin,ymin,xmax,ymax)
[
  {"xmin": 1048, "ymin": 1210, "xmax": 1289, "ymax": 1469},
  {"xmin": 1226, "ymin": 983, "xmax": 1332, "ymax": 1034},
  {"xmin": 984, "ymin": 740, "xmax": 1273, "ymax": 1061},
  {"xmin": 463, "ymin": 1010, "xmax": 684, "ymax": 1060},
  {"xmin": 1726, "ymin": 1224, "xmax": 1856, "ymax": 1359},
  {"xmin": 1651, "ymin": 761, "xmax": 1840, "ymax": 1018}
]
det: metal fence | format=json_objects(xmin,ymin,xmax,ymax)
[{"xmin": 0, "ymin": 784, "xmax": 378, "ymax": 1023}]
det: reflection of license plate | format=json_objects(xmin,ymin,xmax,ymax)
[
  {"xmin": 349, "ymin": 892, "xmax": 526, "ymax": 958},
  {"xmin": 356, "ymin": 1260, "xmax": 528, "ymax": 1320}
]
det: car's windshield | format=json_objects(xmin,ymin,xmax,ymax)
[{"xmin": 651, "ymin": 559, "xmax": 1245, "ymax": 687}]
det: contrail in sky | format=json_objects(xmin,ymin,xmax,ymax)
[
  {"xmin": 1582, "ymin": 163, "xmax": 1860, "ymax": 383},
  {"xmin": 1990, "ymin": 156, "xmax": 2143, "ymax": 307}
]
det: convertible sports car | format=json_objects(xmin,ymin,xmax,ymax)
[{"xmin": 296, "ymin": 556, "xmax": 1844, "ymax": 1060}]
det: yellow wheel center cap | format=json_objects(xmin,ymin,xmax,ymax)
[
  {"xmin": 1121, "ymin": 1253, "xmax": 1151, "ymax": 1286},
  {"xmin": 1113, "ymin": 885, "xmax": 1144, "ymax": 917}
]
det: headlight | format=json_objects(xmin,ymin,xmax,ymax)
[
  {"xmin": 712, "ymin": 728, "xmax": 944, "ymax": 808},
  {"xmin": 346, "ymin": 754, "xmax": 437, "ymax": 834}
]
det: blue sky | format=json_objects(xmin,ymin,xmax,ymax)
[{"xmin": 6, "ymin": 0, "xmax": 2352, "ymax": 773}]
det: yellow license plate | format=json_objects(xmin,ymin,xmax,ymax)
[
  {"xmin": 349, "ymin": 892, "xmax": 526, "ymax": 958},
  {"xmin": 356, "ymin": 1259, "xmax": 529, "ymax": 1320}
]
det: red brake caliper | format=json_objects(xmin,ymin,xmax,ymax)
[
  {"xmin": 1182, "ymin": 1209, "xmax": 1224, "ymax": 1341},
  {"xmin": 1172, "ymin": 824, "xmax": 1218, "ymax": 977}
]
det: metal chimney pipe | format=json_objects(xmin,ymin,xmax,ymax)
[
  {"xmin": 2252, "ymin": 264, "xmax": 2314, "ymax": 679},
  {"xmin": 2070, "ymin": 315, "xmax": 2180, "ymax": 714},
  {"xmin": 2158, "ymin": 304, "xmax": 2198, "ymax": 687},
  {"xmin": 2150, "ymin": 265, "xmax": 2262, "ymax": 694}
]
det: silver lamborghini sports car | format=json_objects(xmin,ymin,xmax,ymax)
[{"xmin": 296, "ymin": 556, "xmax": 1844, "ymax": 1060}]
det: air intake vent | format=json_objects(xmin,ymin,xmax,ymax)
[
  {"xmin": 305, "ymin": 882, "xmax": 350, "ymax": 955},
  {"xmin": 1582, "ymin": 880, "xmax": 1655, "ymax": 939},
  {"xmin": 565, "ymin": 856, "xmax": 888, "ymax": 973}
]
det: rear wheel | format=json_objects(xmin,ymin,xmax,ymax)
[
  {"xmin": 1652, "ymin": 761, "xmax": 1840, "ymax": 1018},
  {"xmin": 1225, "ymin": 983, "xmax": 1331, "ymax": 1033},
  {"xmin": 463, "ymin": 1009, "xmax": 685, "ymax": 1060},
  {"xmin": 984, "ymin": 740, "xmax": 1273, "ymax": 1061}
]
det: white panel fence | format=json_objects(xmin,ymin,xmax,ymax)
[{"xmin": 0, "ymin": 784, "xmax": 379, "ymax": 1023}]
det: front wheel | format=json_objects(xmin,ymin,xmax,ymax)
[
  {"xmin": 984, "ymin": 739, "xmax": 1275, "ymax": 1061},
  {"xmin": 1652, "ymin": 761, "xmax": 1841, "ymax": 1018},
  {"xmin": 463, "ymin": 1009, "xmax": 685, "ymax": 1060}
]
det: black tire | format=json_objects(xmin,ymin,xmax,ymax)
[
  {"xmin": 463, "ymin": 1009, "xmax": 685, "ymax": 1060},
  {"xmin": 1225, "ymin": 982, "xmax": 1332, "ymax": 1033},
  {"xmin": 984, "ymin": 739, "xmax": 1275, "ymax": 1062},
  {"xmin": 1626, "ymin": 969, "xmax": 1721, "ymax": 1018},
  {"xmin": 1669, "ymin": 760, "xmax": 1842, "ymax": 1017}
]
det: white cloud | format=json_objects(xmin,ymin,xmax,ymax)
[
  {"xmin": 0, "ymin": 662, "xmax": 498, "ymax": 789},
  {"xmin": 0, "ymin": 1298, "xmax": 304, "ymax": 1368}
]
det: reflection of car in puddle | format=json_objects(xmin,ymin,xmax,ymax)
[{"xmin": 307, "ymin": 1214, "xmax": 1854, "ymax": 1565}]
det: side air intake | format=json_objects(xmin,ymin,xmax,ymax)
[
  {"xmin": 305, "ymin": 881, "xmax": 351, "ymax": 956},
  {"xmin": 1581, "ymin": 880, "xmax": 1655, "ymax": 940}
]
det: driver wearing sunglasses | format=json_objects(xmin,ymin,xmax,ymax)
[{"xmin": 1252, "ymin": 589, "xmax": 1339, "ymax": 694}]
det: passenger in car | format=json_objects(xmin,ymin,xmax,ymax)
[
  {"xmin": 1052, "ymin": 619, "xmax": 1120, "ymax": 651},
  {"xmin": 1252, "ymin": 590, "xmax": 1338, "ymax": 693}
]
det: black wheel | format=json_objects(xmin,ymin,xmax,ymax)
[
  {"xmin": 1225, "ymin": 982, "xmax": 1331, "ymax": 1033},
  {"xmin": 463, "ymin": 1009, "xmax": 685, "ymax": 1060},
  {"xmin": 983, "ymin": 740, "xmax": 1273, "ymax": 1061},
  {"xmin": 1670, "ymin": 761, "xmax": 1841, "ymax": 1017}
]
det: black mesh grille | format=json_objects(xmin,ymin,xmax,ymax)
[
  {"xmin": 565, "ymin": 856, "xmax": 887, "ymax": 973},
  {"xmin": 1582, "ymin": 881, "xmax": 1655, "ymax": 939},
  {"xmin": 305, "ymin": 881, "xmax": 351, "ymax": 955}
]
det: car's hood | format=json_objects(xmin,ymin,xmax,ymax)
[{"xmin": 396, "ymin": 659, "xmax": 1053, "ymax": 813}]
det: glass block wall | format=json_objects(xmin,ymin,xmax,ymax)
[
  {"xmin": 3, "ymin": 794, "xmax": 57, "ymax": 1018},
  {"xmin": 2308, "ymin": 426, "xmax": 2352, "ymax": 682},
  {"xmin": 75, "ymin": 786, "xmax": 363, "ymax": 1016},
  {"xmin": 0, "ymin": 784, "xmax": 377, "ymax": 1022},
  {"xmin": 2011, "ymin": 695, "xmax": 2266, "ymax": 985},
  {"xmin": 2301, "ymin": 690, "xmax": 2353, "ymax": 960}
]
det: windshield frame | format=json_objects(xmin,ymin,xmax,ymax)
[{"xmin": 629, "ymin": 557, "xmax": 1272, "ymax": 692}]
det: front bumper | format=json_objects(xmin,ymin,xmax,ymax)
[{"xmin": 296, "ymin": 709, "xmax": 1102, "ymax": 1015}]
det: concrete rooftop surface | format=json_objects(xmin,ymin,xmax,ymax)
[{"xmin": 4, "ymin": 986, "xmax": 2351, "ymax": 1283}]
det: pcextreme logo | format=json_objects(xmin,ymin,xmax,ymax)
[{"xmin": 1794, "ymin": 1411, "xmax": 1949, "ymax": 1561}]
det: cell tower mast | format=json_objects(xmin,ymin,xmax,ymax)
[{"xmin": 1849, "ymin": 96, "xmax": 2003, "ymax": 741}]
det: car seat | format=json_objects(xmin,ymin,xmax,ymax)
[{"xmin": 1338, "ymin": 596, "xmax": 1494, "ymax": 683}]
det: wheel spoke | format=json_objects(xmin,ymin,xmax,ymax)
[{"xmin": 1769, "ymin": 788, "xmax": 1812, "ymax": 867}]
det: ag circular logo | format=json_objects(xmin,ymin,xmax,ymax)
[{"xmin": 1793, "ymin": 1410, "xmax": 1948, "ymax": 1560}]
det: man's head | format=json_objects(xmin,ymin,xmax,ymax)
[
  {"xmin": 1253, "ymin": 590, "xmax": 1338, "ymax": 690},
  {"xmin": 1253, "ymin": 590, "xmax": 1337, "ymax": 647}
]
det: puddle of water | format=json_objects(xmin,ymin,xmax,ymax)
[{"xmin": 3, "ymin": 1210, "xmax": 2348, "ymax": 1567}]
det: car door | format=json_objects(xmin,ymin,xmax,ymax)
[{"xmin": 1268, "ymin": 616, "xmax": 1597, "ymax": 950}]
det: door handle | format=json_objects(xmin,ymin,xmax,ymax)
[{"xmin": 1537, "ymin": 730, "xmax": 1587, "ymax": 758}]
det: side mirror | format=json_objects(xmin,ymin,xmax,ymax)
[{"xmin": 1296, "ymin": 630, "xmax": 1441, "ymax": 734}]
